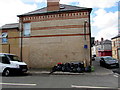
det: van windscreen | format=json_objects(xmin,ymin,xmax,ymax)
[{"xmin": 8, "ymin": 55, "xmax": 21, "ymax": 62}]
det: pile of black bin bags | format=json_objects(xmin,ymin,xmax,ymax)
[{"xmin": 50, "ymin": 62, "xmax": 93, "ymax": 74}]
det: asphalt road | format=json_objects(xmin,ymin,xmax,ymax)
[
  {"xmin": 95, "ymin": 57, "xmax": 120, "ymax": 75},
  {"xmin": 1, "ymin": 60, "xmax": 120, "ymax": 89},
  {"xmin": 1, "ymin": 72, "xmax": 119, "ymax": 89}
]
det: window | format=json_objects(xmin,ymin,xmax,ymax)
[
  {"xmin": 0, "ymin": 54, "xmax": 9, "ymax": 63},
  {"xmin": 0, "ymin": 54, "xmax": 5, "ymax": 63},
  {"xmin": 113, "ymin": 50, "xmax": 116, "ymax": 55},
  {"xmin": 23, "ymin": 23, "xmax": 31, "ymax": 36},
  {"xmin": 2, "ymin": 33, "xmax": 8, "ymax": 43},
  {"xmin": 113, "ymin": 41, "xmax": 115, "ymax": 47}
]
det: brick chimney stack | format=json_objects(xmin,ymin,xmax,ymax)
[{"xmin": 47, "ymin": 0, "xmax": 60, "ymax": 11}]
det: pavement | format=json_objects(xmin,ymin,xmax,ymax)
[
  {"xmin": 27, "ymin": 60, "xmax": 113, "ymax": 76},
  {"xmin": 113, "ymin": 69, "xmax": 120, "ymax": 74}
]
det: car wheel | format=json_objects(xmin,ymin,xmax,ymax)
[{"xmin": 3, "ymin": 69, "xmax": 11, "ymax": 76}]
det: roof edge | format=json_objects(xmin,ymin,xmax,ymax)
[
  {"xmin": 0, "ymin": 23, "xmax": 19, "ymax": 30},
  {"xmin": 111, "ymin": 35, "xmax": 120, "ymax": 39},
  {"xmin": 17, "ymin": 8, "xmax": 92, "ymax": 17}
]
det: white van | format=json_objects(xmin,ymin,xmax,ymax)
[{"xmin": 0, "ymin": 53, "xmax": 28, "ymax": 76}]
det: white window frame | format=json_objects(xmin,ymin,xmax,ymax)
[
  {"xmin": 2, "ymin": 32, "xmax": 8, "ymax": 44},
  {"xmin": 23, "ymin": 23, "xmax": 31, "ymax": 37}
]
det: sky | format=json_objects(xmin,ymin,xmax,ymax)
[{"xmin": 0, "ymin": 0, "xmax": 119, "ymax": 40}]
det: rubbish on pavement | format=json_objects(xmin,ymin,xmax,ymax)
[{"xmin": 50, "ymin": 61, "xmax": 94, "ymax": 74}]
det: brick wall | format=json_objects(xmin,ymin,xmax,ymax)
[
  {"xmin": 112, "ymin": 37, "xmax": 120, "ymax": 59},
  {"xmin": 0, "ymin": 29, "xmax": 21, "ymax": 58},
  {"xmin": 20, "ymin": 11, "xmax": 91, "ymax": 68}
]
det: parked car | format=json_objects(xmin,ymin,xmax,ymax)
[
  {"xmin": 0, "ymin": 53, "xmax": 28, "ymax": 76},
  {"xmin": 100, "ymin": 56, "xmax": 119, "ymax": 68}
]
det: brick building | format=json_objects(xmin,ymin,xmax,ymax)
[
  {"xmin": 92, "ymin": 38, "xmax": 112, "ymax": 57},
  {"xmin": 1, "ymin": 0, "xmax": 92, "ymax": 68},
  {"xmin": 0, "ymin": 23, "xmax": 20, "ymax": 56},
  {"xmin": 112, "ymin": 35, "xmax": 120, "ymax": 60}
]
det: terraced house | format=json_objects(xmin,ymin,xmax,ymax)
[
  {"xmin": 1, "ymin": 0, "xmax": 92, "ymax": 68},
  {"xmin": 0, "ymin": 23, "xmax": 20, "ymax": 55},
  {"xmin": 112, "ymin": 34, "xmax": 120, "ymax": 60}
]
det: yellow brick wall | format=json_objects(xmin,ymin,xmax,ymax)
[
  {"xmin": 23, "ymin": 36, "xmax": 90, "ymax": 68},
  {"xmin": 1, "ymin": 11, "xmax": 91, "ymax": 68},
  {"xmin": 8, "ymin": 30, "xmax": 20, "ymax": 45},
  {"xmin": 0, "ymin": 29, "xmax": 20, "ymax": 57},
  {"xmin": 22, "ymin": 14, "xmax": 91, "ymax": 68},
  {"xmin": 112, "ymin": 37, "xmax": 120, "ymax": 59}
]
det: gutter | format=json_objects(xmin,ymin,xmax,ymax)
[{"xmin": 1, "ymin": 27, "xmax": 19, "ymax": 30}]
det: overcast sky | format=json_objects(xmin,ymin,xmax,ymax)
[{"xmin": 0, "ymin": 0, "xmax": 119, "ymax": 40}]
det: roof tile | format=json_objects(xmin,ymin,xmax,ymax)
[
  {"xmin": 18, "ymin": 4, "xmax": 92, "ymax": 16},
  {"xmin": 0, "ymin": 23, "xmax": 19, "ymax": 30}
]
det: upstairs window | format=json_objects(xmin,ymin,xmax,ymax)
[
  {"xmin": 2, "ymin": 32, "xmax": 8, "ymax": 43},
  {"xmin": 112, "ymin": 41, "xmax": 116, "ymax": 47},
  {"xmin": 23, "ymin": 23, "xmax": 31, "ymax": 37}
]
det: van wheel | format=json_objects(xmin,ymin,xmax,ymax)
[{"xmin": 3, "ymin": 69, "xmax": 11, "ymax": 76}]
